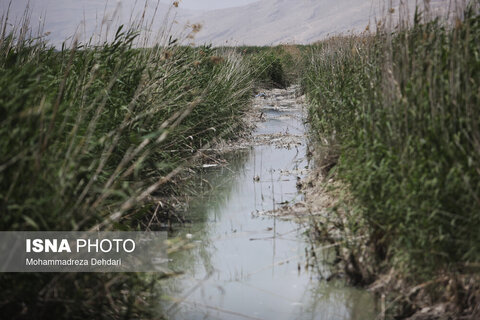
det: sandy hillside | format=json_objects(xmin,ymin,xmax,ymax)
[
  {"xmin": 1, "ymin": 0, "xmax": 195, "ymax": 47},
  {"xmin": 188, "ymin": 0, "xmax": 451, "ymax": 46},
  {"xmin": 2, "ymin": 0, "xmax": 451, "ymax": 47}
]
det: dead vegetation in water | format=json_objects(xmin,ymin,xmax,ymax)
[
  {"xmin": 152, "ymin": 85, "xmax": 307, "ymax": 230},
  {"xmin": 208, "ymin": 85, "xmax": 306, "ymax": 152},
  {"xmin": 245, "ymin": 136, "xmax": 480, "ymax": 319},
  {"xmin": 300, "ymin": 148, "xmax": 480, "ymax": 320}
]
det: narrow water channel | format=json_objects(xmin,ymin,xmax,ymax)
[{"xmin": 159, "ymin": 87, "xmax": 376, "ymax": 320}]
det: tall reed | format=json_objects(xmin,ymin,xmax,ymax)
[
  {"xmin": 0, "ymin": 3, "xmax": 254, "ymax": 318},
  {"xmin": 304, "ymin": 1, "xmax": 480, "ymax": 276}
]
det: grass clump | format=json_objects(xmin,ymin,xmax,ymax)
[
  {"xmin": 303, "ymin": 0, "xmax": 480, "ymax": 300},
  {"xmin": 234, "ymin": 45, "xmax": 306, "ymax": 88},
  {"xmin": 0, "ymin": 8, "xmax": 254, "ymax": 319},
  {"xmin": 0, "ymin": 29, "xmax": 253, "ymax": 232}
]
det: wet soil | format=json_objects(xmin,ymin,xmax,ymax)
[{"xmin": 157, "ymin": 86, "xmax": 377, "ymax": 320}]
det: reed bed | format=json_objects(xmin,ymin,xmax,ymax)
[
  {"xmin": 0, "ymin": 3, "xmax": 255, "ymax": 318},
  {"xmin": 303, "ymin": 1, "xmax": 480, "ymax": 316}
]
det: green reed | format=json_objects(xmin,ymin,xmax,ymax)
[
  {"xmin": 303, "ymin": 3, "xmax": 480, "ymax": 276},
  {"xmin": 0, "ymin": 6, "xmax": 255, "ymax": 318}
]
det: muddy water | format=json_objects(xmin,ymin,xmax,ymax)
[{"xmin": 159, "ymin": 87, "xmax": 377, "ymax": 320}]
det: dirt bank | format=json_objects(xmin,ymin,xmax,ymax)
[{"xmin": 296, "ymin": 148, "xmax": 480, "ymax": 320}]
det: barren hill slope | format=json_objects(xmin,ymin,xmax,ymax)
[{"xmin": 189, "ymin": 0, "xmax": 450, "ymax": 46}]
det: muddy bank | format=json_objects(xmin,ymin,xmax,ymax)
[
  {"xmin": 157, "ymin": 86, "xmax": 377, "ymax": 320},
  {"xmin": 296, "ymin": 147, "xmax": 480, "ymax": 320},
  {"xmin": 157, "ymin": 83, "xmax": 479, "ymax": 320}
]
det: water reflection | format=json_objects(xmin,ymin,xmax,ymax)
[{"xmin": 158, "ymin": 89, "xmax": 377, "ymax": 320}]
